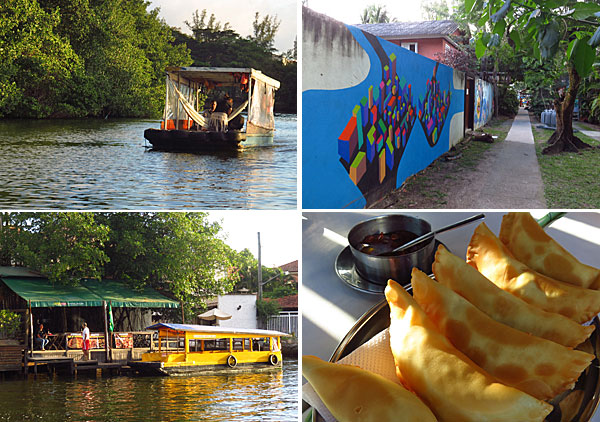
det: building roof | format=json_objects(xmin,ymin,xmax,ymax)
[
  {"xmin": 355, "ymin": 20, "xmax": 459, "ymax": 39},
  {"xmin": 278, "ymin": 260, "xmax": 298, "ymax": 273},
  {"xmin": 266, "ymin": 294, "xmax": 298, "ymax": 310}
]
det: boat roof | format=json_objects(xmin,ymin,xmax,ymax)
[
  {"xmin": 147, "ymin": 323, "xmax": 286, "ymax": 337},
  {"xmin": 165, "ymin": 66, "xmax": 280, "ymax": 89}
]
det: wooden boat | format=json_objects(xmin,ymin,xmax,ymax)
[
  {"xmin": 144, "ymin": 67, "xmax": 280, "ymax": 152},
  {"xmin": 129, "ymin": 323, "xmax": 285, "ymax": 376}
]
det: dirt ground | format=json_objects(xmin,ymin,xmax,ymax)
[{"xmin": 371, "ymin": 116, "xmax": 515, "ymax": 209}]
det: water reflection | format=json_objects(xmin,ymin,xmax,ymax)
[
  {"xmin": 0, "ymin": 115, "xmax": 296, "ymax": 209},
  {"xmin": 0, "ymin": 360, "xmax": 298, "ymax": 421}
]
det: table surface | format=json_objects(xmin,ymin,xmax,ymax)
[{"xmin": 302, "ymin": 211, "xmax": 600, "ymax": 421}]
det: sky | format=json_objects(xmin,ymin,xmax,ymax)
[
  {"xmin": 147, "ymin": 0, "xmax": 297, "ymax": 53},
  {"xmin": 305, "ymin": 0, "xmax": 454, "ymax": 24},
  {"xmin": 207, "ymin": 211, "xmax": 299, "ymax": 268}
]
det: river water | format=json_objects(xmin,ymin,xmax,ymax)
[
  {"xmin": 0, "ymin": 359, "xmax": 298, "ymax": 421},
  {"xmin": 0, "ymin": 115, "xmax": 296, "ymax": 209}
]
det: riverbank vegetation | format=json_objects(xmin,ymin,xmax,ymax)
[
  {"xmin": 0, "ymin": 1, "xmax": 296, "ymax": 119},
  {"xmin": 0, "ymin": 212, "xmax": 296, "ymax": 321}
]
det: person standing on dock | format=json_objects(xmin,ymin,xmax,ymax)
[{"xmin": 82, "ymin": 322, "xmax": 90, "ymax": 361}]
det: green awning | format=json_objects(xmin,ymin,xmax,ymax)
[
  {"xmin": 1, "ymin": 276, "xmax": 179, "ymax": 308},
  {"xmin": 81, "ymin": 279, "xmax": 179, "ymax": 308},
  {"xmin": 1, "ymin": 277, "xmax": 104, "ymax": 307}
]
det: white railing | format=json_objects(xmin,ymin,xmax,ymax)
[{"xmin": 264, "ymin": 312, "xmax": 297, "ymax": 336}]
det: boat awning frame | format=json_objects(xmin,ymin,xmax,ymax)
[
  {"xmin": 165, "ymin": 66, "xmax": 280, "ymax": 89},
  {"xmin": 147, "ymin": 323, "xmax": 286, "ymax": 337},
  {"xmin": 1, "ymin": 276, "xmax": 179, "ymax": 308}
]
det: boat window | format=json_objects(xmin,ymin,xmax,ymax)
[
  {"xmin": 204, "ymin": 338, "xmax": 230, "ymax": 352},
  {"xmin": 189, "ymin": 339, "xmax": 202, "ymax": 352},
  {"xmin": 232, "ymin": 338, "xmax": 244, "ymax": 351},
  {"xmin": 252, "ymin": 337, "xmax": 268, "ymax": 352}
]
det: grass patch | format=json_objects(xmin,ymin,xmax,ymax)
[
  {"xmin": 574, "ymin": 121, "xmax": 597, "ymax": 131},
  {"xmin": 532, "ymin": 126, "xmax": 600, "ymax": 208},
  {"xmin": 374, "ymin": 116, "xmax": 512, "ymax": 208}
]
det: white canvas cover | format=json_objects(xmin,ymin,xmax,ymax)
[
  {"xmin": 164, "ymin": 76, "xmax": 200, "ymax": 128},
  {"xmin": 248, "ymin": 79, "xmax": 275, "ymax": 131}
]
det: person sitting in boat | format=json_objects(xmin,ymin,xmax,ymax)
[
  {"xmin": 198, "ymin": 100, "xmax": 217, "ymax": 131},
  {"xmin": 209, "ymin": 95, "xmax": 233, "ymax": 132},
  {"xmin": 228, "ymin": 113, "xmax": 244, "ymax": 131}
]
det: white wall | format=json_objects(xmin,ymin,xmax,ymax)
[{"xmin": 217, "ymin": 294, "xmax": 257, "ymax": 329}]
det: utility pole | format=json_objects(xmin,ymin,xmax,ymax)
[{"xmin": 257, "ymin": 232, "xmax": 262, "ymax": 301}]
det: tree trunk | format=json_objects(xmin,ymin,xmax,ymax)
[{"xmin": 542, "ymin": 64, "xmax": 593, "ymax": 155}]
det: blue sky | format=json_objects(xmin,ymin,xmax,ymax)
[{"xmin": 207, "ymin": 211, "xmax": 299, "ymax": 268}]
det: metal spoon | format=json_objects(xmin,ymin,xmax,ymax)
[{"xmin": 374, "ymin": 213, "xmax": 485, "ymax": 256}]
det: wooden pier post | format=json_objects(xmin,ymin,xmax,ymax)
[{"xmin": 103, "ymin": 301, "xmax": 110, "ymax": 363}]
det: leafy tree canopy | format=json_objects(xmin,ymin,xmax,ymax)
[
  {"xmin": 173, "ymin": 9, "xmax": 297, "ymax": 113},
  {"xmin": 0, "ymin": 212, "xmax": 241, "ymax": 320},
  {"xmin": 422, "ymin": 0, "xmax": 452, "ymax": 20},
  {"xmin": 467, "ymin": 0, "xmax": 600, "ymax": 153},
  {"xmin": 0, "ymin": 0, "xmax": 191, "ymax": 118},
  {"xmin": 360, "ymin": 4, "xmax": 396, "ymax": 24},
  {"xmin": 251, "ymin": 12, "xmax": 281, "ymax": 51}
]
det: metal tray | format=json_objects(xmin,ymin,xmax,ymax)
[
  {"xmin": 309, "ymin": 298, "xmax": 600, "ymax": 422},
  {"xmin": 334, "ymin": 240, "xmax": 444, "ymax": 295}
]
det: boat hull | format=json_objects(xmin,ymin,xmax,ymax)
[
  {"xmin": 129, "ymin": 360, "xmax": 282, "ymax": 376},
  {"xmin": 144, "ymin": 129, "xmax": 273, "ymax": 152}
]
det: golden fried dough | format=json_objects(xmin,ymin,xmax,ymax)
[
  {"xmin": 467, "ymin": 222, "xmax": 600, "ymax": 323},
  {"xmin": 302, "ymin": 355, "xmax": 437, "ymax": 422},
  {"xmin": 385, "ymin": 276, "xmax": 552, "ymax": 422},
  {"xmin": 433, "ymin": 244, "xmax": 594, "ymax": 347},
  {"xmin": 412, "ymin": 269, "xmax": 593, "ymax": 400},
  {"xmin": 500, "ymin": 212, "xmax": 600, "ymax": 289}
]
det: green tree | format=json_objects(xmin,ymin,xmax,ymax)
[
  {"xmin": 0, "ymin": 0, "xmax": 191, "ymax": 118},
  {"xmin": 469, "ymin": 0, "xmax": 600, "ymax": 154},
  {"xmin": 0, "ymin": 0, "xmax": 83, "ymax": 117},
  {"xmin": 422, "ymin": 0, "xmax": 452, "ymax": 20},
  {"xmin": 5, "ymin": 213, "xmax": 110, "ymax": 284},
  {"xmin": 360, "ymin": 4, "xmax": 395, "ymax": 24},
  {"xmin": 251, "ymin": 12, "xmax": 281, "ymax": 51},
  {"xmin": 171, "ymin": 10, "xmax": 297, "ymax": 113},
  {"xmin": 0, "ymin": 212, "xmax": 238, "ymax": 321}
]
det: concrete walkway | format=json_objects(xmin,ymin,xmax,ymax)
[
  {"xmin": 574, "ymin": 122, "xmax": 600, "ymax": 140},
  {"xmin": 449, "ymin": 108, "xmax": 547, "ymax": 208}
]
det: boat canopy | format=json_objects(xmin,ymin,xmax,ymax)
[
  {"xmin": 147, "ymin": 323, "xmax": 285, "ymax": 337},
  {"xmin": 162, "ymin": 67, "xmax": 279, "ymax": 133}
]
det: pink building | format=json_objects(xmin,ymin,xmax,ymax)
[{"xmin": 355, "ymin": 20, "xmax": 462, "ymax": 61}]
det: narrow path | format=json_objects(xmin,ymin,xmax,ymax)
[
  {"xmin": 574, "ymin": 122, "xmax": 600, "ymax": 140},
  {"xmin": 447, "ymin": 108, "xmax": 546, "ymax": 208}
]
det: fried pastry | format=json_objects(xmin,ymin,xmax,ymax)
[
  {"xmin": 411, "ymin": 268, "xmax": 593, "ymax": 400},
  {"xmin": 467, "ymin": 222, "xmax": 600, "ymax": 323},
  {"xmin": 433, "ymin": 244, "xmax": 594, "ymax": 347},
  {"xmin": 385, "ymin": 276, "xmax": 552, "ymax": 421},
  {"xmin": 302, "ymin": 355, "xmax": 437, "ymax": 422},
  {"xmin": 500, "ymin": 212, "xmax": 600, "ymax": 289}
]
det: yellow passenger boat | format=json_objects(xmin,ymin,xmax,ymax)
[{"xmin": 129, "ymin": 323, "xmax": 285, "ymax": 376}]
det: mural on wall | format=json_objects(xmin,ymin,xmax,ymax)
[
  {"xmin": 337, "ymin": 49, "xmax": 417, "ymax": 197},
  {"xmin": 418, "ymin": 63, "xmax": 452, "ymax": 147},
  {"xmin": 337, "ymin": 56, "xmax": 453, "ymax": 203},
  {"xmin": 302, "ymin": 7, "xmax": 464, "ymax": 208},
  {"xmin": 474, "ymin": 78, "xmax": 494, "ymax": 129}
]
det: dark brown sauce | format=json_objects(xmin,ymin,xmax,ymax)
[{"xmin": 358, "ymin": 230, "xmax": 421, "ymax": 256}]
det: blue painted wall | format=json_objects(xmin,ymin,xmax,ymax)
[{"xmin": 303, "ymin": 11, "xmax": 465, "ymax": 209}]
